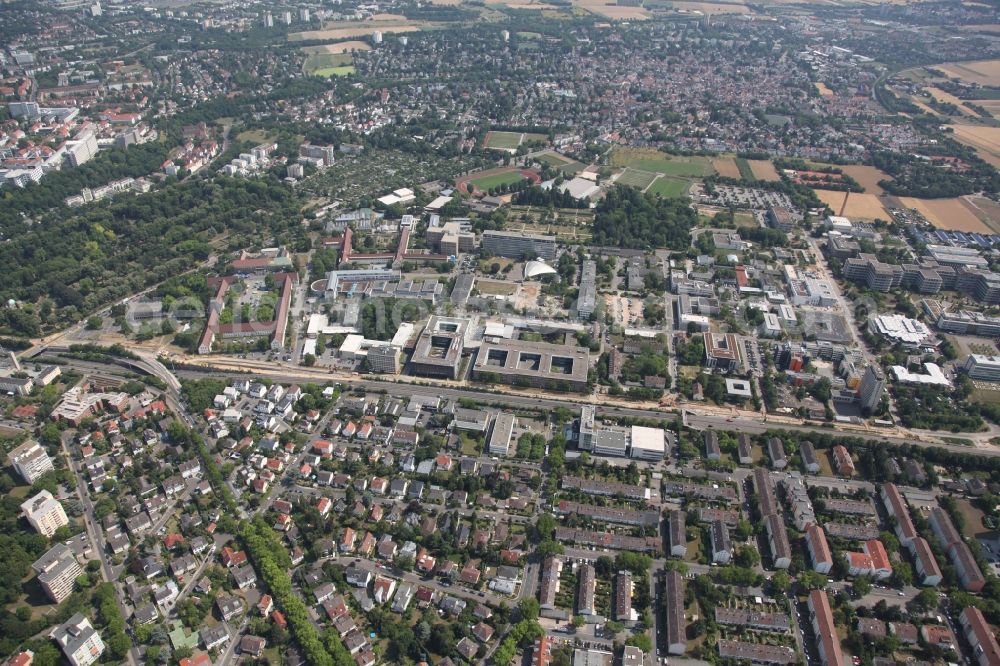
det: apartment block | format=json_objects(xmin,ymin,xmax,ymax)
[
  {"xmin": 21, "ymin": 490, "xmax": 69, "ymax": 537},
  {"xmin": 33, "ymin": 544, "xmax": 84, "ymax": 603}
]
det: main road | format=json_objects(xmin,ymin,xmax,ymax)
[{"xmin": 45, "ymin": 351, "xmax": 1000, "ymax": 459}]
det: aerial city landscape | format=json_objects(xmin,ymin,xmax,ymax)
[{"xmin": 4, "ymin": 0, "xmax": 1000, "ymax": 665}]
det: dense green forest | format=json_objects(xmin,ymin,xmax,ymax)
[
  {"xmin": 873, "ymin": 148, "xmax": 1000, "ymax": 198},
  {"xmin": 0, "ymin": 177, "xmax": 302, "ymax": 336},
  {"xmin": 591, "ymin": 185, "xmax": 696, "ymax": 250}
]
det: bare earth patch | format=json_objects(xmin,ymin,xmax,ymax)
[
  {"xmin": 711, "ymin": 157, "xmax": 741, "ymax": 179},
  {"xmin": 301, "ymin": 41, "xmax": 372, "ymax": 54},
  {"xmin": 898, "ymin": 196, "xmax": 993, "ymax": 233},
  {"xmin": 839, "ymin": 165, "xmax": 893, "ymax": 196},
  {"xmin": 748, "ymin": 159, "xmax": 781, "ymax": 181},
  {"xmin": 948, "ymin": 124, "xmax": 1000, "ymax": 169},
  {"xmin": 815, "ymin": 190, "xmax": 891, "ymax": 221}
]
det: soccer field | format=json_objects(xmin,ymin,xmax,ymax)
[
  {"xmin": 647, "ymin": 177, "xmax": 690, "ymax": 198},
  {"xmin": 469, "ymin": 171, "xmax": 526, "ymax": 190},
  {"xmin": 616, "ymin": 168, "xmax": 657, "ymax": 189},
  {"xmin": 485, "ymin": 131, "xmax": 523, "ymax": 149}
]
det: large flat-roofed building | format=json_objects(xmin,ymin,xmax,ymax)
[
  {"xmin": 33, "ymin": 544, "xmax": 83, "ymax": 603},
  {"xmin": 665, "ymin": 570, "xmax": 686, "ymax": 655},
  {"xmin": 964, "ymin": 354, "xmax": 1000, "ymax": 381},
  {"xmin": 21, "ymin": 490, "xmax": 69, "ymax": 538},
  {"xmin": 51, "ymin": 614, "xmax": 104, "ymax": 666},
  {"xmin": 481, "ymin": 230, "xmax": 556, "ymax": 261},
  {"xmin": 868, "ymin": 314, "xmax": 936, "ymax": 349},
  {"xmin": 937, "ymin": 310, "xmax": 1000, "ymax": 336},
  {"xmin": 926, "ymin": 244, "xmax": 988, "ymax": 269},
  {"xmin": 410, "ymin": 316, "xmax": 470, "ymax": 379},
  {"xmin": 959, "ymin": 606, "xmax": 1000, "ymax": 666},
  {"xmin": 808, "ymin": 591, "xmax": 844, "ymax": 666},
  {"xmin": 473, "ymin": 339, "xmax": 590, "ymax": 391},
  {"xmin": 8, "ymin": 440, "xmax": 55, "ymax": 484},
  {"xmin": 366, "ymin": 345, "xmax": 399, "ymax": 374},
  {"xmin": 592, "ymin": 428, "xmax": 629, "ymax": 457},
  {"xmin": 487, "ymin": 412, "xmax": 516, "ymax": 456},
  {"xmin": 767, "ymin": 207, "xmax": 796, "ymax": 233},
  {"xmin": 629, "ymin": 426, "xmax": 666, "ymax": 460},
  {"xmin": 843, "ymin": 254, "xmax": 903, "ymax": 292},
  {"xmin": 703, "ymin": 332, "xmax": 742, "ymax": 371},
  {"xmin": 577, "ymin": 260, "xmax": 597, "ymax": 320}
]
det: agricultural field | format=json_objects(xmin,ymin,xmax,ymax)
[
  {"xmin": 897, "ymin": 196, "xmax": 995, "ymax": 233},
  {"xmin": 303, "ymin": 52, "xmax": 354, "ymax": 76},
  {"xmin": 289, "ymin": 17, "xmax": 430, "ymax": 41},
  {"xmin": 666, "ymin": 0, "xmax": 751, "ymax": 13},
  {"xmin": 647, "ymin": 176, "xmax": 690, "ymax": 198},
  {"xmin": 948, "ymin": 124, "xmax": 1000, "ymax": 169},
  {"xmin": 937, "ymin": 59, "xmax": 1000, "ymax": 87},
  {"xmin": 301, "ymin": 41, "xmax": 371, "ymax": 54},
  {"xmin": 814, "ymin": 82, "xmax": 834, "ymax": 96},
  {"xmin": 615, "ymin": 168, "xmax": 658, "ymax": 190},
  {"xmin": 815, "ymin": 189, "xmax": 892, "ymax": 221},
  {"xmin": 964, "ymin": 196, "xmax": 1000, "ymax": 233},
  {"xmin": 573, "ymin": 0, "xmax": 652, "ymax": 19},
  {"xmin": 711, "ymin": 156, "xmax": 742, "ymax": 179},
  {"xmin": 839, "ymin": 165, "xmax": 893, "ymax": 195},
  {"xmin": 927, "ymin": 87, "xmax": 979, "ymax": 116},
  {"xmin": 747, "ymin": 159, "xmax": 781, "ymax": 181}
]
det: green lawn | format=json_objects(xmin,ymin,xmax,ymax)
[
  {"xmin": 629, "ymin": 157, "xmax": 712, "ymax": 177},
  {"xmin": 304, "ymin": 53, "xmax": 353, "ymax": 75},
  {"xmin": 647, "ymin": 177, "xmax": 690, "ymax": 198},
  {"xmin": 535, "ymin": 153, "xmax": 572, "ymax": 167},
  {"xmin": 469, "ymin": 170, "xmax": 526, "ymax": 190},
  {"xmin": 485, "ymin": 131, "xmax": 523, "ymax": 149},
  {"xmin": 313, "ymin": 65, "xmax": 355, "ymax": 77}
]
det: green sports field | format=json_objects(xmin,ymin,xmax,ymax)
[
  {"xmin": 616, "ymin": 168, "xmax": 657, "ymax": 189},
  {"xmin": 469, "ymin": 171, "xmax": 527, "ymax": 190},
  {"xmin": 647, "ymin": 177, "xmax": 690, "ymax": 198},
  {"xmin": 485, "ymin": 131, "xmax": 523, "ymax": 149}
]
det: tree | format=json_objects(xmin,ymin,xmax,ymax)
[
  {"xmin": 85, "ymin": 316, "xmax": 103, "ymax": 330},
  {"xmin": 572, "ymin": 615, "xmax": 585, "ymax": 628},
  {"xmin": 534, "ymin": 513, "xmax": 556, "ymax": 541},
  {"xmin": 853, "ymin": 576, "xmax": 873, "ymax": 598},
  {"xmin": 797, "ymin": 571, "xmax": 827, "ymax": 591},
  {"xmin": 626, "ymin": 633, "xmax": 653, "ymax": 652},
  {"xmin": 914, "ymin": 588, "xmax": 939, "ymax": 612},
  {"xmin": 518, "ymin": 598, "xmax": 540, "ymax": 622}
]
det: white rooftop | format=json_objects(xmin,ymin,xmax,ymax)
[
  {"xmin": 629, "ymin": 426, "xmax": 665, "ymax": 454},
  {"xmin": 891, "ymin": 363, "xmax": 950, "ymax": 387}
]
